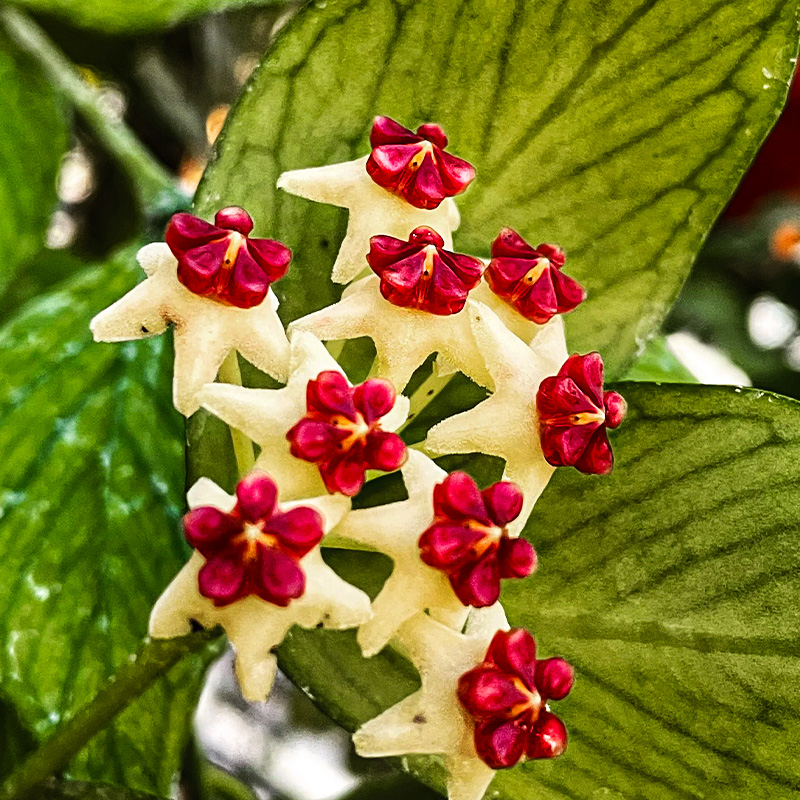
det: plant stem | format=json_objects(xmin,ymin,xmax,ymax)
[
  {"xmin": 402, "ymin": 368, "xmax": 453, "ymax": 429},
  {"xmin": 0, "ymin": 631, "xmax": 220, "ymax": 800},
  {"xmin": 217, "ymin": 351, "xmax": 256, "ymax": 476},
  {"xmin": 0, "ymin": 7, "xmax": 179, "ymax": 209}
]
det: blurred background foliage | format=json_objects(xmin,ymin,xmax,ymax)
[{"xmin": 1, "ymin": 2, "xmax": 799, "ymax": 799}]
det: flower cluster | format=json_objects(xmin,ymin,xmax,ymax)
[{"xmin": 92, "ymin": 114, "xmax": 627, "ymax": 800}]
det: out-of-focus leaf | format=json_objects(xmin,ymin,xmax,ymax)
[
  {"xmin": 0, "ymin": 29, "xmax": 68, "ymax": 297},
  {"xmin": 4, "ymin": 0, "xmax": 288, "ymax": 34},
  {"xmin": 623, "ymin": 336, "xmax": 698, "ymax": 382},
  {"xmin": 196, "ymin": 0, "xmax": 800, "ymax": 378},
  {"xmin": 0, "ymin": 251, "xmax": 210, "ymax": 795},
  {"xmin": 0, "ymin": 699, "xmax": 35, "ymax": 779},
  {"xmin": 38, "ymin": 780, "xmax": 164, "ymax": 799},
  {"xmin": 276, "ymin": 383, "xmax": 800, "ymax": 799}
]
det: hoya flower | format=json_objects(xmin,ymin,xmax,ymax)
[
  {"xmin": 166, "ymin": 207, "xmax": 291, "ymax": 308},
  {"xmin": 536, "ymin": 352, "xmax": 627, "ymax": 475},
  {"xmin": 149, "ymin": 476, "xmax": 370, "ymax": 702},
  {"xmin": 277, "ymin": 118, "xmax": 469, "ymax": 286},
  {"xmin": 198, "ymin": 331, "xmax": 409, "ymax": 501},
  {"xmin": 367, "ymin": 226, "xmax": 484, "ymax": 315},
  {"xmin": 184, "ymin": 471, "xmax": 323, "ymax": 607},
  {"xmin": 458, "ymin": 628, "xmax": 573, "ymax": 769},
  {"xmin": 286, "ymin": 370, "xmax": 408, "ymax": 496},
  {"xmin": 354, "ymin": 605, "xmax": 510, "ymax": 800},
  {"xmin": 419, "ymin": 472, "xmax": 536, "ymax": 607},
  {"xmin": 327, "ymin": 451, "xmax": 470, "ymax": 657},
  {"xmin": 290, "ymin": 277, "xmax": 492, "ymax": 392},
  {"xmin": 365, "ymin": 116, "xmax": 475, "ymax": 210},
  {"xmin": 484, "ymin": 228, "xmax": 585, "ymax": 324},
  {"xmin": 427, "ymin": 303, "xmax": 568, "ymax": 533},
  {"xmin": 90, "ymin": 238, "xmax": 289, "ymax": 417}
]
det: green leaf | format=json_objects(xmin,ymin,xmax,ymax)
[
  {"xmin": 272, "ymin": 383, "xmax": 800, "ymax": 799},
  {"xmin": 0, "ymin": 252, "xmax": 211, "ymax": 795},
  {"xmin": 37, "ymin": 780, "xmax": 164, "ymax": 799},
  {"xmin": 0, "ymin": 29, "xmax": 68, "ymax": 296},
  {"xmin": 4, "ymin": 0, "xmax": 286, "ymax": 34},
  {"xmin": 0, "ymin": 699, "xmax": 35, "ymax": 779},
  {"xmin": 623, "ymin": 336, "xmax": 698, "ymax": 383},
  {"xmin": 195, "ymin": 0, "xmax": 800, "ymax": 377}
]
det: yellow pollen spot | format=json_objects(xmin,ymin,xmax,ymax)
[
  {"xmin": 409, "ymin": 140, "xmax": 435, "ymax": 170},
  {"xmin": 234, "ymin": 523, "xmax": 278, "ymax": 562},
  {"xmin": 511, "ymin": 258, "xmax": 549, "ymax": 302},
  {"xmin": 223, "ymin": 231, "xmax": 245, "ymax": 267},
  {"xmin": 422, "ymin": 245, "xmax": 437, "ymax": 278}
]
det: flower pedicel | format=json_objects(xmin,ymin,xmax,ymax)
[{"xmin": 90, "ymin": 114, "xmax": 626, "ymax": 796}]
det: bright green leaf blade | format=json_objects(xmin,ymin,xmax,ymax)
[
  {"xmin": 4, "ymin": 0, "xmax": 286, "ymax": 34},
  {"xmin": 272, "ymin": 383, "xmax": 800, "ymax": 799},
  {"xmin": 622, "ymin": 336, "xmax": 698, "ymax": 382},
  {"xmin": 195, "ymin": 0, "xmax": 800, "ymax": 377},
  {"xmin": 0, "ymin": 252, "xmax": 210, "ymax": 795},
  {"xmin": 0, "ymin": 30, "xmax": 68, "ymax": 296}
]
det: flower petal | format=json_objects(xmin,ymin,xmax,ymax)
[
  {"xmin": 183, "ymin": 506, "xmax": 240, "ymax": 554},
  {"xmin": 473, "ymin": 719, "xmax": 527, "ymax": 769},
  {"xmin": 535, "ymin": 658, "xmax": 574, "ymax": 701},
  {"xmin": 457, "ymin": 665, "xmax": 529, "ymax": 719},
  {"xmin": 353, "ymin": 378, "xmax": 396, "ymax": 423},
  {"xmin": 418, "ymin": 522, "xmax": 486, "ymax": 570},
  {"xmin": 362, "ymin": 429, "xmax": 407, "ymax": 472},
  {"xmin": 254, "ymin": 546, "xmax": 306, "ymax": 606},
  {"xmin": 482, "ymin": 481, "xmax": 523, "ymax": 527},
  {"xmin": 497, "ymin": 537, "xmax": 537, "ymax": 579},
  {"xmin": 235, "ymin": 472, "xmax": 278, "ymax": 523},
  {"xmin": 449, "ymin": 554, "xmax": 501, "ymax": 607},
  {"xmin": 197, "ymin": 550, "xmax": 248, "ymax": 606},
  {"xmin": 307, "ymin": 370, "xmax": 356, "ymax": 420},
  {"xmin": 486, "ymin": 629, "xmax": 538, "ymax": 691},
  {"xmin": 265, "ymin": 506, "xmax": 324, "ymax": 558},
  {"xmin": 433, "ymin": 471, "xmax": 490, "ymax": 526},
  {"xmin": 526, "ymin": 711, "xmax": 568, "ymax": 759}
]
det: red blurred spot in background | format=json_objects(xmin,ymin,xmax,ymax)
[{"xmin": 726, "ymin": 67, "xmax": 800, "ymax": 217}]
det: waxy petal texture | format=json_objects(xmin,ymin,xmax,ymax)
[
  {"xmin": 536, "ymin": 352, "xmax": 627, "ymax": 474},
  {"xmin": 368, "ymin": 226, "xmax": 483, "ymax": 315},
  {"xmin": 166, "ymin": 207, "xmax": 291, "ymax": 308},
  {"xmin": 286, "ymin": 370, "xmax": 407, "ymax": 496},
  {"xmin": 184, "ymin": 471, "xmax": 323, "ymax": 607},
  {"xmin": 485, "ymin": 228, "xmax": 585, "ymax": 324},
  {"xmin": 419, "ymin": 472, "xmax": 535, "ymax": 607},
  {"xmin": 366, "ymin": 116, "xmax": 475, "ymax": 209},
  {"xmin": 458, "ymin": 628, "xmax": 573, "ymax": 769}
]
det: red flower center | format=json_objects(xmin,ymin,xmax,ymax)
[
  {"xmin": 418, "ymin": 472, "xmax": 536, "ymax": 607},
  {"xmin": 536, "ymin": 352, "xmax": 626, "ymax": 475},
  {"xmin": 457, "ymin": 628, "xmax": 573, "ymax": 769},
  {"xmin": 485, "ymin": 228, "xmax": 586, "ymax": 324},
  {"xmin": 365, "ymin": 116, "xmax": 476, "ymax": 209},
  {"xmin": 183, "ymin": 472, "xmax": 324, "ymax": 608},
  {"xmin": 286, "ymin": 371, "xmax": 408, "ymax": 497},
  {"xmin": 367, "ymin": 226, "xmax": 484, "ymax": 315},
  {"xmin": 165, "ymin": 206, "xmax": 292, "ymax": 309}
]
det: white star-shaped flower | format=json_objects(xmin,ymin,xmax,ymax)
[
  {"xmin": 197, "ymin": 331, "xmax": 410, "ymax": 501},
  {"xmin": 90, "ymin": 243, "xmax": 289, "ymax": 416},
  {"xmin": 277, "ymin": 156, "xmax": 461, "ymax": 285},
  {"xmin": 149, "ymin": 478, "xmax": 369, "ymax": 702},
  {"xmin": 425, "ymin": 304, "xmax": 568, "ymax": 534},
  {"xmin": 354, "ymin": 605, "xmax": 509, "ymax": 800},
  {"xmin": 328, "ymin": 450, "xmax": 468, "ymax": 657},
  {"xmin": 290, "ymin": 276, "xmax": 492, "ymax": 392}
]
